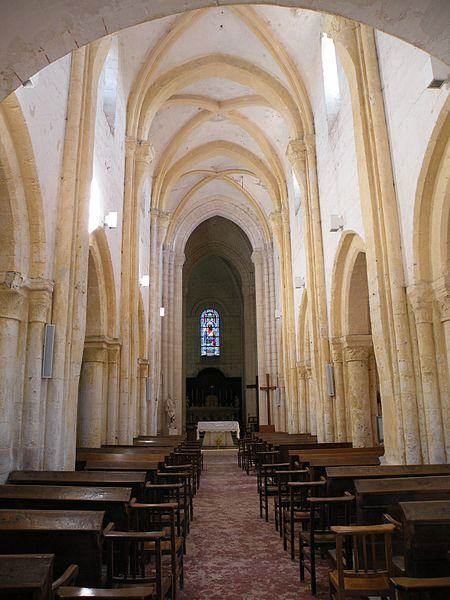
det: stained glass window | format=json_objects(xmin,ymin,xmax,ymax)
[{"xmin": 200, "ymin": 308, "xmax": 220, "ymax": 356}]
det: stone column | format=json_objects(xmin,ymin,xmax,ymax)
[
  {"xmin": 287, "ymin": 138, "xmax": 332, "ymax": 441},
  {"xmin": 242, "ymin": 282, "xmax": 257, "ymax": 426},
  {"xmin": 138, "ymin": 359, "xmax": 149, "ymax": 436},
  {"xmin": 0, "ymin": 276, "xmax": 26, "ymax": 480},
  {"xmin": 305, "ymin": 362, "xmax": 316, "ymax": 436},
  {"xmin": 344, "ymin": 336, "xmax": 374, "ymax": 447},
  {"xmin": 78, "ymin": 342, "xmax": 108, "ymax": 447},
  {"xmin": 408, "ymin": 284, "xmax": 446, "ymax": 463},
  {"xmin": 434, "ymin": 277, "xmax": 450, "ymax": 460},
  {"xmin": 331, "ymin": 339, "xmax": 347, "ymax": 442},
  {"xmin": 296, "ymin": 362, "xmax": 307, "ymax": 432},
  {"xmin": 106, "ymin": 342, "xmax": 120, "ymax": 444},
  {"xmin": 172, "ymin": 252, "xmax": 185, "ymax": 434},
  {"xmin": 252, "ymin": 249, "xmax": 268, "ymax": 424},
  {"xmin": 21, "ymin": 279, "xmax": 53, "ymax": 469}
]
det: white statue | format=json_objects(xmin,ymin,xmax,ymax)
[{"xmin": 165, "ymin": 396, "xmax": 176, "ymax": 429}]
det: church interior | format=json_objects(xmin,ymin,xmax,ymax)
[{"xmin": 0, "ymin": 1, "xmax": 449, "ymax": 595}]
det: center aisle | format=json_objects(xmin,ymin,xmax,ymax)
[{"xmin": 180, "ymin": 450, "xmax": 329, "ymax": 599}]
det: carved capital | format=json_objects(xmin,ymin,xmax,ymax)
[
  {"xmin": 0, "ymin": 287, "xmax": 27, "ymax": 321},
  {"xmin": 174, "ymin": 253, "xmax": 186, "ymax": 269},
  {"xmin": 330, "ymin": 342, "xmax": 343, "ymax": 363},
  {"xmin": 324, "ymin": 15, "xmax": 358, "ymax": 51},
  {"xmin": 344, "ymin": 345, "xmax": 370, "ymax": 363},
  {"xmin": 251, "ymin": 248, "xmax": 265, "ymax": 266},
  {"xmin": 138, "ymin": 358, "xmax": 149, "ymax": 377},
  {"xmin": 135, "ymin": 140, "xmax": 154, "ymax": 166},
  {"xmin": 28, "ymin": 290, "xmax": 52, "ymax": 323},
  {"xmin": 0, "ymin": 271, "xmax": 26, "ymax": 291},
  {"xmin": 408, "ymin": 283, "xmax": 434, "ymax": 324},
  {"xmin": 107, "ymin": 342, "xmax": 121, "ymax": 363},
  {"xmin": 286, "ymin": 139, "xmax": 307, "ymax": 169},
  {"xmin": 83, "ymin": 341, "xmax": 108, "ymax": 363},
  {"xmin": 432, "ymin": 275, "xmax": 450, "ymax": 322},
  {"xmin": 125, "ymin": 136, "xmax": 137, "ymax": 159},
  {"xmin": 269, "ymin": 211, "xmax": 283, "ymax": 233}
]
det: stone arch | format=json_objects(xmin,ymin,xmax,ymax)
[
  {"xmin": 409, "ymin": 98, "xmax": 450, "ymax": 463},
  {"xmin": 138, "ymin": 54, "xmax": 302, "ymax": 139},
  {"xmin": 330, "ymin": 231, "xmax": 378, "ymax": 446},
  {"xmin": 78, "ymin": 230, "xmax": 118, "ymax": 447},
  {"xmin": 2, "ymin": 2, "xmax": 448, "ymax": 104},
  {"xmin": 413, "ymin": 97, "xmax": 450, "ymax": 283}
]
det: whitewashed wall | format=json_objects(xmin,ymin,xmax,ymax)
[
  {"xmin": 376, "ymin": 31, "xmax": 449, "ymax": 284},
  {"xmin": 15, "ymin": 55, "xmax": 72, "ymax": 279}
]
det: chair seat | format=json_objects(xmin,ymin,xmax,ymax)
[
  {"xmin": 300, "ymin": 530, "xmax": 336, "ymax": 544},
  {"xmin": 144, "ymin": 538, "xmax": 183, "ymax": 553},
  {"xmin": 57, "ymin": 585, "xmax": 159, "ymax": 599},
  {"xmin": 329, "ymin": 570, "xmax": 390, "ymax": 595}
]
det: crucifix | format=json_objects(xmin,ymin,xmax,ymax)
[
  {"xmin": 246, "ymin": 375, "xmax": 260, "ymax": 427},
  {"xmin": 260, "ymin": 373, "xmax": 277, "ymax": 426}
]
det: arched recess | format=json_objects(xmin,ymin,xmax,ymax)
[
  {"xmin": 77, "ymin": 230, "xmax": 120, "ymax": 447},
  {"xmin": 330, "ymin": 231, "xmax": 379, "ymax": 447},
  {"xmin": 409, "ymin": 98, "xmax": 450, "ymax": 463}
]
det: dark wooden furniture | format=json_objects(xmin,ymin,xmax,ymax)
[
  {"xmin": 329, "ymin": 523, "xmax": 395, "ymax": 600},
  {"xmin": 307, "ymin": 455, "xmax": 381, "ymax": 479},
  {"xmin": 84, "ymin": 460, "xmax": 159, "ymax": 481},
  {"xmin": 0, "ymin": 554, "xmax": 54, "ymax": 599},
  {"xmin": 299, "ymin": 493, "xmax": 355, "ymax": 595},
  {"xmin": 399, "ymin": 500, "xmax": 450, "ymax": 577},
  {"xmin": 0, "ymin": 484, "xmax": 131, "ymax": 529},
  {"xmin": 390, "ymin": 576, "xmax": 450, "ymax": 599},
  {"xmin": 8, "ymin": 470, "xmax": 146, "ymax": 500},
  {"xmin": 355, "ymin": 476, "xmax": 450, "ymax": 524},
  {"xmin": 326, "ymin": 464, "xmax": 450, "ymax": 495},
  {"xmin": 0, "ymin": 509, "xmax": 105, "ymax": 586}
]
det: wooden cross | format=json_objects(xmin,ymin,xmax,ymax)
[
  {"xmin": 260, "ymin": 373, "xmax": 277, "ymax": 426},
  {"xmin": 246, "ymin": 375, "xmax": 259, "ymax": 426}
]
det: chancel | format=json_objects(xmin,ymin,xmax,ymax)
[{"xmin": 0, "ymin": 1, "xmax": 449, "ymax": 596}]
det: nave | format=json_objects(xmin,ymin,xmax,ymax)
[{"xmin": 181, "ymin": 450, "xmax": 329, "ymax": 600}]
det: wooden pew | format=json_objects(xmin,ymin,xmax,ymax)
[
  {"xmin": 0, "ymin": 484, "xmax": 131, "ymax": 529},
  {"xmin": 0, "ymin": 554, "xmax": 54, "ymax": 599},
  {"xmin": 307, "ymin": 455, "xmax": 381, "ymax": 479},
  {"xmin": 399, "ymin": 500, "xmax": 450, "ymax": 577},
  {"xmin": 84, "ymin": 459, "xmax": 160, "ymax": 481},
  {"xmin": 0, "ymin": 509, "xmax": 105, "ymax": 586},
  {"xmin": 77, "ymin": 450, "xmax": 168, "ymax": 463},
  {"xmin": 355, "ymin": 476, "xmax": 450, "ymax": 524},
  {"xmin": 326, "ymin": 464, "xmax": 450, "ymax": 495},
  {"xmin": 8, "ymin": 470, "xmax": 146, "ymax": 500}
]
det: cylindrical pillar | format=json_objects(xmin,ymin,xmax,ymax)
[
  {"xmin": 77, "ymin": 344, "xmax": 107, "ymax": 447},
  {"xmin": 106, "ymin": 343, "xmax": 120, "ymax": 444},
  {"xmin": 344, "ymin": 338, "xmax": 373, "ymax": 447},
  {"xmin": 331, "ymin": 340, "xmax": 347, "ymax": 442}
]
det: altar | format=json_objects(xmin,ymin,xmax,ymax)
[{"xmin": 197, "ymin": 420, "xmax": 240, "ymax": 447}]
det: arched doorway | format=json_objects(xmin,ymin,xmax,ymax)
[{"xmin": 183, "ymin": 216, "xmax": 257, "ymax": 434}]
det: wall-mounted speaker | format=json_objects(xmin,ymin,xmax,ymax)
[
  {"xmin": 42, "ymin": 324, "xmax": 55, "ymax": 378},
  {"xmin": 146, "ymin": 377, "xmax": 152, "ymax": 402},
  {"xmin": 325, "ymin": 363, "xmax": 335, "ymax": 396}
]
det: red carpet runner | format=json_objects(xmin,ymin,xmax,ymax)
[{"xmin": 180, "ymin": 450, "xmax": 330, "ymax": 599}]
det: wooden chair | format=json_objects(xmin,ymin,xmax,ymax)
[
  {"xmin": 259, "ymin": 462, "xmax": 290, "ymax": 521},
  {"xmin": 56, "ymin": 587, "xmax": 160, "ymax": 599},
  {"xmin": 128, "ymin": 499, "xmax": 184, "ymax": 600},
  {"xmin": 273, "ymin": 468, "xmax": 308, "ymax": 536},
  {"xmin": 282, "ymin": 478, "xmax": 326, "ymax": 560},
  {"xmin": 145, "ymin": 483, "xmax": 187, "ymax": 552},
  {"xmin": 390, "ymin": 576, "xmax": 450, "ymax": 599},
  {"xmin": 299, "ymin": 492, "xmax": 355, "ymax": 595},
  {"xmin": 103, "ymin": 529, "xmax": 171, "ymax": 600},
  {"xmin": 329, "ymin": 523, "xmax": 395, "ymax": 600}
]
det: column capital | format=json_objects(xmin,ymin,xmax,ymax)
[
  {"xmin": 27, "ymin": 289, "xmax": 53, "ymax": 323},
  {"xmin": 83, "ymin": 341, "xmax": 108, "ymax": 363},
  {"xmin": 432, "ymin": 275, "xmax": 450, "ymax": 322},
  {"xmin": 407, "ymin": 283, "xmax": 434, "ymax": 324},
  {"xmin": 107, "ymin": 341, "xmax": 121, "ymax": 363},
  {"xmin": 0, "ymin": 276, "xmax": 27, "ymax": 321},
  {"xmin": 251, "ymin": 248, "xmax": 265, "ymax": 265},
  {"xmin": 135, "ymin": 140, "xmax": 154, "ymax": 166},
  {"xmin": 330, "ymin": 339, "xmax": 344, "ymax": 363},
  {"xmin": 323, "ymin": 14, "xmax": 358, "ymax": 51},
  {"xmin": 286, "ymin": 139, "xmax": 307, "ymax": 168},
  {"xmin": 174, "ymin": 253, "xmax": 186, "ymax": 268},
  {"xmin": 269, "ymin": 210, "xmax": 283, "ymax": 233}
]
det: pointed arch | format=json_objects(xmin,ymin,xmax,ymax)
[{"xmin": 89, "ymin": 229, "xmax": 117, "ymax": 338}]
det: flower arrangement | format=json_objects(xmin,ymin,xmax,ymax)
[{"xmin": 215, "ymin": 435, "xmax": 223, "ymax": 449}]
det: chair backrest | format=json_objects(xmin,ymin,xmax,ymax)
[
  {"xmin": 331, "ymin": 523, "xmax": 395, "ymax": 599},
  {"xmin": 308, "ymin": 492, "xmax": 355, "ymax": 535},
  {"xmin": 104, "ymin": 530, "xmax": 165, "ymax": 599},
  {"xmin": 288, "ymin": 478, "xmax": 327, "ymax": 511}
]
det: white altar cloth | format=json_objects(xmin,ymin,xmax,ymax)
[{"xmin": 197, "ymin": 420, "xmax": 240, "ymax": 446}]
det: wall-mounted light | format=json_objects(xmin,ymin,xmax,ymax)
[
  {"xmin": 104, "ymin": 211, "xmax": 118, "ymax": 228},
  {"xmin": 275, "ymin": 309, "xmax": 281, "ymax": 319},
  {"xmin": 330, "ymin": 214, "xmax": 344, "ymax": 232},
  {"xmin": 140, "ymin": 275, "xmax": 149, "ymax": 287},
  {"xmin": 295, "ymin": 276, "xmax": 305, "ymax": 289},
  {"xmin": 160, "ymin": 307, "xmax": 165, "ymax": 317}
]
